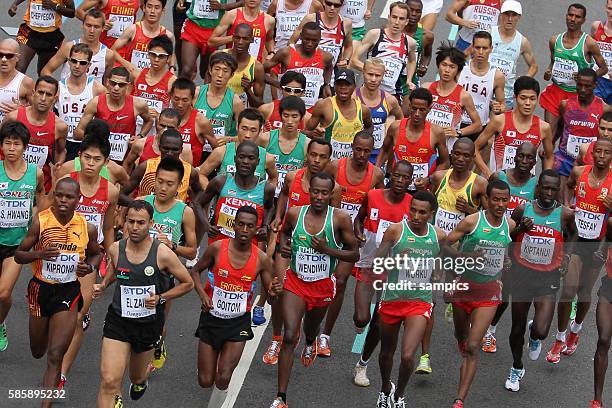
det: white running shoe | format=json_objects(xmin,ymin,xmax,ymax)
[
  {"xmin": 504, "ymin": 367, "xmax": 525, "ymax": 392},
  {"xmin": 527, "ymin": 320, "xmax": 542, "ymax": 361},
  {"xmin": 353, "ymin": 363, "xmax": 370, "ymax": 387}
]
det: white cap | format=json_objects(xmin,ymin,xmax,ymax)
[{"xmin": 501, "ymin": 0, "xmax": 522, "ymax": 15}]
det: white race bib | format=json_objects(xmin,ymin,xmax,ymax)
[
  {"xmin": 474, "ymin": 244, "xmax": 506, "ymax": 276},
  {"xmin": 376, "ymin": 219, "xmax": 393, "ymax": 246},
  {"xmin": 248, "ymin": 37, "xmax": 262, "ymax": 59},
  {"xmin": 331, "ymin": 139, "xmax": 352, "ymax": 160},
  {"xmin": 131, "ymin": 50, "xmax": 151, "ymax": 70},
  {"xmin": 42, "ymin": 252, "xmax": 79, "ymax": 283},
  {"xmin": 193, "ymin": 0, "xmax": 219, "ymax": 19},
  {"xmin": 210, "ymin": 287, "xmax": 248, "ymax": 319},
  {"xmin": 23, "ymin": 144, "xmax": 48, "ymax": 168},
  {"xmin": 502, "ymin": 145, "xmax": 517, "ymax": 170},
  {"xmin": 409, "ymin": 162, "xmax": 429, "ymax": 190},
  {"xmin": 109, "ymin": 133, "xmax": 130, "ymax": 161},
  {"xmin": 552, "ymin": 57, "xmax": 579, "ymax": 87},
  {"xmin": 381, "ymin": 58, "xmax": 403, "ymax": 93},
  {"xmin": 0, "ymin": 198, "xmax": 31, "ymax": 228},
  {"xmin": 566, "ymin": 134, "xmax": 597, "ymax": 159},
  {"xmin": 238, "ymin": 92, "xmax": 248, "ymax": 108},
  {"xmin": 29, "ymin": 2, "xmax": 55, "ymax": 28},
  {"xmin": 520, "ymin": 234, "xmax": 555, "ymax": 265},
  {"xmin": 217, "ymin": 203, "xmax": 237, "ymax": 237},
  {"xmin": 373, "ymin": 123, "xmax": 385, "ymax": 150},
  {"xmin": 341, "ymin": 201, "xmax": 361, "ymax": 223},
  {"xmin": 107, "ymin": 14, "xmax": 135, "ymax": 38},
  {"xmin": 80, "ymin": 212, "xmax": 103, "ymax": 244},
  {"xmin": 120, "ymin": 285, "xmax": 156, "ymax": 318},
  {"xmin": 435, "ymin": 208, "xmax": 464, "ymax": 234},
  {"xmin": 295, "ymin": 247, "xmax": 330, "ymax": 281},
  {"xmin": 427, "ymin": 108, "xmax": 453, "ymax": 128},
  {"xmin": 398, "ymin": 257, "xmax": 433, "ymax": 284},
  {"xmin": 575, "ymin": 208, "xmax": 605, "ymax": 239},
  {"xmin": 275, "ymin": 170, "xmax": 287, "ymax": 198}
]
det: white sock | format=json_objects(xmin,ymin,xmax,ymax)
[
  {"xmin": 570, "ymin": 321, "xmax": 582, "ymax": 334},
  {"xmin": 320, "ymin": 334, "xmax": 330, "ymax": 341},
  {"xmin": 358, "ymin": 357, "xmax": 369, "ymax": 367},
  {"xmin": 207, "ymin": 385, "xmax": 228, "ymax": 408},
  {"xmin": 488, "ymin": 325, "xmax": 496, "ymax": 335},
  {"xmin": 556, "ymin": 330, "xmax": 567, "ymax": 342}
]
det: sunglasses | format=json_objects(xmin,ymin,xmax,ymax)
[
  {"xmin": 149, "ymin": 51, "xmax": 169, "ymax": 59},
  {"xmin": 282, "ymin": 86, "xmax": 304, "ymax": 94},
  {"xmin": 69, "ymin": 58, "xmax": 89, "ymax": 66},
  {"xmin": 109, "ymin": 80, "xmax": 129, "ymax": 88},
  {"xmin": 324, "ymin": 0, "xmax": 342, "ymax": 9},
  {"xmin": 0, "ymin": 52, "xmax": 16, "ymax": 60}
]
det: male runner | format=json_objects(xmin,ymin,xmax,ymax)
[
  {"xmin": 591, "ymin": 0, "xmax": 612, "ymax": 105},
  {"xmin": 577, "ymin": 111, "xmax": 612, "ymax": 165},
  {"xmin": 192, "ymin": 206, "xmax": 281, "ymax": 408},
  {"xmin": 504, "ymin": 169, "xmax": 576, "ymax": 391},
  {"xmin": 489, "ymin": 0, "xmax": 538, "ymax": 110},
  {"xmin": 340, "ymin": 0, "xmax": 371, "ymax": 47},
  {"xmin": 404, "ymin": 0, "xmax": 434, "ymax": 89},
  {"xmin": 419, "ymin": 0, "xmax": 442, "ymax": 31},
  {"xmin": 306, "ymin": 68, "xmax": 373, "ymax": 160},
  {"xmin": 351, "ymin": 160, "xmax": 414, "ymax": 387},
  {"xmin": 15, "ymin": 177, "xmax": 100, "ymax": 407},
  {"xmin": 54, "ymin": 43, "xmax": 107, "ymax": 162},
  {"xmin": 270, "ymin": 172, "xmax": 359, "ymax": 408},
  {"xmin": 10, "ymin": 0, "xmax": 75, "ymax": 74},
  {"xmin": 445, "ymin": 0, "xmax": 501, "ymax": 52},
  {"xmin": 93, "ymin": 199, "xmax": 193, "ymax": 407},
  {"xmin": 74, "ymin": 67, "xmax": 153, "ymax": 164},
  {"xmin": 0, "ymin": 39, "xmax": 34, "ymax": 123},
  {"xmin": 475, "ymin": 76, "xmax": 554, "ymax": 178},
  {"xmin": 0, "ymin": 122, "xmax": 44, "ymax": 352},
  {"xmin": 2, "ymin": 76, "xmax": 68, "ymax": 193},
  {"xmin": 76, "ymin": 0, "xmax": 140, "ymax": 49},
  {"xmin": 374, "ymin": 191, "xmax": 446, "ymax": 408},
  {"xmin": 446, "ymin": 179, "xmax": 515, "ymax": 408},
  {"xmin": 42, "ymin": 9, "xmax": 116, "ymax": 83},
  {"xmin": 260, "ymin": 72, "xmax": 310, "ymax": 132}
]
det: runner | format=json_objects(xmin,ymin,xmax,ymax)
[
  {"xmin": 488, "ymin": 0, "xmax": 538, "ymax": 111},
  {"xmin": 377, "ymin": 87, "xmax": 449, "ymax": 190},
  {"xmin": 54, "ymin": 43, "xmax": 107, "ymax": 162},
  {"xmin": 474, "ymin": 76, "xmax": 554, "ymax": 178},
  {"xmin": 351, "ymin": 2, "xmax": 417, "ymax": 99},
  {"xmin": 422, "ymin": 44, "xmax": 482, "ymax": 151},
  {"xmin": 77, "ymin": 0, "xmax": 140, "ymax": 49},
  {"xmin": 93, "ymin": 199, "xmax": 193, "ymax": 407},
  {"xmin": 457, "ymin": 31, "xmax": 506, "ymax": 139},
  {"xmin": 541, "ymin": 3, "xmax": 607, "ymax": 130},
  {"xmin": 10, "ymin": 0, "xmax": 75, "ymax": 74},
  {"xmin": 0, "ymin": 122, "xmax": 45, "ymax": 353},
  {"xmin": 404, "ymin": 0, "xmax": 434, "ymax": 89},
  {"xmin": 319, "ymin": 131, "xmax": 384, "ymax": 356},
  {"xmin": 74, "ymin": 67, "xmax": 153, "ymax": 164},
  {"xmin": 172, "ymin": 0, "xmax": 189, "ymax": 74},
  {"xmin": 374, "ymin": 191, "xmax": 446, "ymax": 408},
  {"xmin": 2, "ymin": 75, "xmax": 68, "ymax": 193},
  {"xmin": 420, "ymin": 0, "xmax": 443, "ymax": 31},
  {"xmin": 306, "ymin": 68, "xmax": 373, "ymax": 160},
  {"xmin": 591, "ymin": 1, "xmax": 612, "ymax": 104},
  {"xmin": 445, "ymin": 0, "xmax": 502, "ymax": 52},
  {"xmin": 351, "ymin": 160, "xmax": 414, "ymax": 387},
  {"xmin": 259, "ymin": 71, "xmax": 310, "ymax": 132},
  {"xmin": 577, "ymin": 111, "xmax": 612, "ymax": 165},
  {"xmin": 192, "ymin": 205, "xmax": 281, "ymax": 408},
  {"xmin": 209, "ymin": 0, "xmax": 275, "ymax": 62},
  {"xmin": 265, "ymin": 23, "xmax": 334, "ymax": 109},
  {"xmin": 15, "ymin": 177, "xmax": 100, "ymax": 407},
  {"xmin": 355, "ymin": 58, "xmax": 404, "ymax": 164},
  {"xmin": 0, "ymin": 39, "xmax": 34, "ymax": 123},
  {"xmin": 41, "ymin": 9, "xmax": 117, "ymax": 83},
  {"xmin": 446, "ymin": 179, "xmax": 515, "ymax": 408},
  {"xmin": 482, "ymin": 141, "xmax": 537, "ymax": 353},
  {"xmin": 340, "ymin": 0, "xmax": 371, "ymax": 49},
  {"xmin": 548, "ymin": 138, "xmax": 612, "ymax": 364},
  {"xmin": 270, "ymin": 172, "xmax": 359, "ymax": 408}
]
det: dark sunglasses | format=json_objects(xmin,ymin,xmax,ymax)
[
  {"xmin": 109, "ymin": 80, "xmax": 129, "ymax": 88},
  {"xmin": 0, "ymin": 53, "xmax": 16, "ymax": 60},
  {"xmin": 324, "ymin": 0, "xmax": 342, "ymax": 9}
]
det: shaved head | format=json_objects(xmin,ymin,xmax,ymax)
[{"xmin": 0, "ymin": 39, "xmax": 19, "ymax": 53}]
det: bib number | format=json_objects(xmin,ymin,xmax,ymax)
[
  {"xmin": 575, "ymin": 208, "xmax": 605, "ymax": 239},
  {"xmin": 109, "ymin": 133, "xmax": 130, "ymax": 161},
  {"xmin": 80, "ymin": 212, "xmax": 103, "ymax": 244},
  {"xmin": 552, "ymin": 57, "xmax": 578, "ymax": 87},
  {"xmin": 474, "ymin": 244, "xmax": 505, "ymax": 276},
  {"xmin": 193, "ymin": 0, "xmax": 219, "ymax": 19},
  {"xmin": 131, "ymin": 50, "xmax": 151, "ymax": 70},
  {"xmin": 435, "ymin": 208, "xmax": 464, "ymax": 234},
  {"xmin": 409, "ymin": 162, "xmax": 429, "ymax": 190},
  {"xmin": 210, "ymin": 287, "xmax": 248, "ymax": 319},
  {"xmin": 398, "ymin": 257, "xmax": 433, "ymax": 285},
  {"xmin": 217, "ymin": 203, "xmax": 237, "ymax": 237},
  {"xmin": 341, "ymin": 201, "xmax": 361, "ymax": 223},
  {"xmin": 23, "ymin": 144, "xmax": 49, "ymax": 168},
  {"xmin": 376, "ymin": 219, "xmax": 393, "ymax": 246},
  {"xmin": 520, "ymin": 234, "xmax": 555, "ymax": 265},
  {"xmin": 295, "ymin": 247, "xmax": 330, "ymax": 281},
  {"xmin": 108, "ymin": 14, "xmax": 135, "ymax": 38},
  {"xmin": 0, "ymin": 198, "xmax": 30, "ymax": 228},
  {"xmin": 29, "ymin": 2, "xmax": 55, "ymax": 28},
  {"xmin": 427, "ymin": 108, "xmax": 453, "ymax": 128},
  {"xmin": 42, "ymin": 252, "xmax": 79, "ymax": 283},
  {"xmin": 120, "ymin": 285, "xmax": 155, "ymax": 318},
  {"xmin": 566, "ymin": 134, "xmax": 596, "ymax": 159}
]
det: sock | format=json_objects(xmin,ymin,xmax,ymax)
[
  {"xmin": 207, "ymin": 385, "xmax": 228, "ymax": 408},
  {"xmin": 556, "ymin": 330, "xmax": 567, "ymax": 342},
  {"xmin": 488, "ymin": 325, "xmax": 496, "ymax": 335},
  {"xmin": 276, "ymin": 392, "xmax": 287, "ymax": 403},
  {"xmin": 319, "ymin": 334, "xmax": 330, "ymax": 341},
  {"xmin": 272, "ymin": 335, "xmax": 283, "ymax": 342},
  {"xmin": 358, "ymin": 357, "xmax": 369, "ymax": 367},
  {"xmin": 570, "ymin": 321, "xmax": 582, "ymax": 334}
]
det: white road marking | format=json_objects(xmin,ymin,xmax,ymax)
[
  {"xmin": 380, "ymin": 1, "xmax": 391, "ymax": 18},
  {"xmin": 1, "ymin": 27, "xmax": 18, "ymax": 36}
]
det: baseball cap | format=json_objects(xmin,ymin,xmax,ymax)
[
  {"xmin": 501, "ymin": 0, "xmax": 522, "ymax": 15},
  {"xmin": 335, "ymin": 68, "xmax": 356, "ymax": 85}
]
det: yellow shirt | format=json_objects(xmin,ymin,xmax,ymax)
[
  {"xmin": 325, "ymin": 96, "xmax": 363, "ymax": 160},
  {"xmin": 434, "ymin": 169, "xmax": 479, "ymax": 234},
  {"xmin": 139, "ymin": 156, "xmax": 191, "ymax": 202},
  {"xmin": 225, "ymin": 50, "xmax": 256, "ymax": 108}
]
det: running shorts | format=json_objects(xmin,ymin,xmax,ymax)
[
  {"xmin": 181, "ymin": 18, "xmax": 216, "ymax": 53},
  {"xmin": 0, "ymin": 244, "xmax": 18, "ymax": 263},
  {"xmin": 378, "ymin": 299, "xmax": 433, "ymax": 325},
  {"xmin": 27, "ymin": 277, "xmax": 82, "ymax": 318},
  {"xmin": 574, "ymin": 237, "xmax": 601, "ymax": 260},
  {"xmin": 103, "ymin": 307, "xmax": 164, "ymax": 353},
  {"xmin": 511, "ymin": 265, "xmax": 561, "ymax": 301},
  {"xmin": 540, "ymin": 84, "xmax": 575, "ymax": 117},
  {"xmin": 452, "ymin": 278, "xmax": 502, "ymax": 314},
  {"xmin": 598, "ymin": 276, "xmax": 612, "ymax": 302},
  {"xmin": 595, "ymin": 76, "xmax": 612, "ymax": 105},
  {"xmin": 353, "ymin": 267, "xmax": 387, "ymax": 285},
  {"xmin": 455, "ymin": 37, "xmax": 471, "ymax": 52},
  {"xmin": 553, "ymin": 150, "xmax": 575, "ymax": 177},
  {"xmin": 16, "ymin": 24, "xmax": 64, "ymax": 54},
  {"xmin": 283, "ymin": 268, "xmax": 336, "ymax": 311},
  {"xmin": 195, "ymin": 311, "xmax": 254, "ymax": 351},
  {"xmin": 353, "ymin": 26, "xmax": 366, "ymax": 42},
  {"xmin": 422, "ymin": 0, "xmax": 443, "ymax": 16}
]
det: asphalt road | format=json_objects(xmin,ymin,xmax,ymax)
[{"xmin": 0, "ymin": 0, "xmax": 610, "ymax": 407}]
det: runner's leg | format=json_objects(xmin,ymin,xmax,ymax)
[
  {"xmin": 594, "ymin": 296, "xmax": 611, "ymax": 403},
  {"xmin": 277, "ymin": 290, "xmax": 307, "ymax": 395},
  {"xmin": 353, "ymin": 279, "xmax": 375, "ymax": 330},
  {"xmin": 509, "ymin": 301, "xmax": 531, "ymax": 369},
  {"xmin": 197, "ymin": 340, "xmax": 220, "ymax": 388},
  {"xmin": 16, "ymin": 44, "xmax": 36, "ymax": 74},
  {"xmin": 128, "ymin": 348, "xmax": 155, "ymax": 386},
  {"xmin": 557, "ymin": 255, "xmax": 581, "ymax": 334},
  {"xmin": 531, "ymin": 295, "xmax": 556, "ymax": 341},
  {"xmin": 378, "ymin": 318, "xmax": 401, "ymax": 395},
  {"xmin": 98, "ymin": 338, "xmax": 131, "ymax": 407},
  {"xmin": 321, "ymin": 262, "xmax": 351, "ymax": 338},
  {"xmin": 0, "ymin": 258, "xmax": 21, "ymax": 325},
  {"xmin": 574, "ymin": 266, "xmax": 602, "ymax": 325},
  {"xmin": 360, "ymin": 305, "xmax": 381, "ymax": 362},
  {"xmin": 303, "ymin": 305, "xmax": 328, "ymax": 346},
  {"xmin": 29, "ymin": 315, "xmax": 50, "ymax": 359},
  {"xmin": 419, "ymin": 13, "xmax": 439, "ymax": 31},
  {"xmin": 420, "ymin": 310, "xmax": 434, "ymax": 356},
  {"xmin": 180, "ymin": 41, "xmax": 200, "ymax": 81},
  {"xmin": 396, "ymin": 315, "xmax": 428, "ymax": 399}
]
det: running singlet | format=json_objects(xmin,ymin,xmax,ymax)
[
  {"xmin": 17, "ymin": 107, "xmax": 55, "ymax": 191},
  {"xmin": 56, "ymin": 77, "xmax": 95, "ymax": 143},
  {"xmin": 458, "ymin": 64, "xmax": 496, "ymax": 126},
  {"xmin": 491, "ymin": 111, "xmax": 542, "ymax": 172},
  {"xmin": 74, "ymin": 157, "xmax": 111, "ymax": 181},
  {"xmin": 426, "ymin": 81, "xmax": 463, "ymax": 130},
  {"xmin": 70, "ymin": 171, "xmax": 110, "ymax": 244},
  {"xmin": 267, "ymin": 129, "xmax": 307, "ymax": 197},
  {"xmin": 287, "ymin": 168, "xmax": 312, "ymax": 209},
  {"xmin": 264, "ymin": 99, "xmax": 306, "ymax": 132},
  {"xmin": 290, "ymin": 205, "xmax": 340, "ymax": 281},
  {"xmin": 582, "ymin": 141, "xmax": 597, "ymax": 165},
  {"xmin": 60, "ymin": 39, "xmax": 107, "ymax": 82},
  {"xmin": 100, "ymin": 0, "xmax": 139, "ymax": 48},
  {"xmin": 212, "ymin": 175, "xmax": 265, "ymax": 242},
  {"xmin": 227, "ymin": 9, "xmax": 267, "ymax": 60},
  {"xmin": 459, "ymin": 210, "xmax": 511, "ymax": 282},
  {"xmin": 24, "ymin": 0, "xmax": 62, "ymax": 32},
  {"xmin": 286, "ymin": 45, "xmax": 325, "ymax": 109},
  {"xmin": 133, "ymin": 69, "xmax": 173, "ymax": 134},
  {"xmin": 574, "ymin": 165, "xmax": 612, "ymax": 239},
  {"xmin": 316, "ymin": 12, "xmax": 345, "ymax": 67},
  {"xmin": 337, "ymin": 157, "xmax": 374, "ymax": 222},
  {"xmin": 180, "ymin": 109, "xmax": 205, "ymax": 166},
  {"xmin": 559, "ymin": 95, "xmax": 604, "ymax": 159},
  {"xmin": 218, "ymin": 142, "xmax": 267, "ymax": 180},
  {"xmin": 434, "ymin": 169, "xmax": 478, "ymax": 234},
  {"xmin": 0, "ymin": 161, "xmax": 37, "ymax": 246},
  {"xmin": 356, "ymin": 188, "xmax": 412, "ymax": 268},
  {"xmin": 340, "ymin": 0, "xmax": 366, "ymax": 29},
  {"xmin": 187, "ymin": 0, "xmax": 227, "ymax": 29},
  {"xmin": 367, "ymin": 30, "xmax": 410, "ymax": 96},
  {"xmin": 225, "ymin": 52, "xmax": 256, "ymax": 107},
  {"xmin": 381, "ymin": 221, "xmax": 440, "ymax": 303},
  {"xmin": 96, "ymin": 95, "xmax": 137, "ymax": 162},
  {"xmin": 195, "ymin": 84, "xmax": 236, "ymax": 147},
  {"xmin": 356, "ymin": 88, "xmax": 389, "ymax": 152},
  {"xmin": 143, "ymin": 194, "xmax": 186, "ymax": 244},
  {"xmin": 552, "ymin": 32, "xmax": 594, "ymax": 92},
  {"xmin": 274, "ymin": 0, "xmax": 312, "ymax": 50},
  {"xmin": 497, "ymin": 170, "xmax": 536, "ymax": 218},
  {"xmin": 139, "ymin": 136, "xmax": 159, "ymax": 163},
  {"xmin": 490, "ymin": 26, "xmax": 522, "ymax": 101},
  {"xmin": 324, "ymin": 96, "xmax": 363, "ymax": 160},
  {"xmin": 593, "ymin": 22, "xmax": 612, "ymax": 79},
  {"xmin": 0, "ymin": 72, "xmax": 25, "ymax": 123},
  {"xmin": 122, "ymin": 22, "xmax": 167, "ymax": 69},
  {"xmin": 513, "ymin": 202, "xmax": 564, "ymax": 271},
  {"xmin": 139, "ymin": 156, "xmax": 191, "ymax": 201},
  {"xmin": 393, "ymin": 118, "xmax": 436, "ymax": 189},
  {"xmin": 457, "ymin": 0, "xmax": 501, "ymax": 44},
  {"xmin": 32, "ymin": 208, "xmax": 89, "ymax": 284},
  {"xmin": 205, "ymin": 239, "xmax": 258, "ymax": 319}
]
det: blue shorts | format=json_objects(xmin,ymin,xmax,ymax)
[
  {"xmin": 595, "ymin": 76, "xmax": 612, "ymax": 105},
  {"xmin": 455, "ymin": 37, "xmax": 471, "ymax": 52},
  {"xmin": 369, "ymin": 148, "xmax": 380, "ymax": 165},
  {"xmin": 505, "ymin": 98, "xmax": 515, "ymax": 111},
  {"xmin": 553, "ymin": 150, "xmax": 575, "ymax": 177}
]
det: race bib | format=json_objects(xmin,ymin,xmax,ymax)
[
  {"xmin": 295, "ymin": 246, "xmax": 330, "ymax": 281},
  {"xmin": 0, "ymin": 198, "xmax": 31, "ymax": 228},
  {"xmin": 120, "ymin": 285, "xmax": 156, "ymax": 318},
  {"xmin": 238, "ymin": 92, "xmax": 248, "ymax": 108},
  {"xmin": 376, "ymin": 219, "xmax": 393, "ymax": 246},
  {"xmin": 210, "ymin": 287, "xmax": 248, "ymax": 319},
  {"xmin": 427, "ymin": 108, "xmax": 453, "ymax": 128},
  {"xmin": 80, "ymin": 212, "xmax": 103, "ymax": 244},
  {"xmin": 566, "ymin": 134, "xmax": 596, "ymax": 159},
  {"xmin": 409, "ymin": 162, "xmax": 429, "ymax": 190},
  {"xmin": 131, "ymin": 50, "xmax": 151, "ymax": 70},
  {"xmin": 552, "ymin": 57, "xmax": 578, "ymax": 87},
  {"xmin": 275, "ymin": 170, "xmax": 287, "ymax": 198},
  {"xmin": 502, "ymin": 145, "xmax": 517, "ymax": 170},
  {"xmin": 381, "ymin": 58, "xmax": 403, "ymax": 93},
  {"xmin": 193, "ymin": 0, "xmax": 219, "ymax": 19},
  {"xmin": 575, "ymin": 208, "xmax": 605, "ymax": 239},
  {"xmin": 474, "ymin": 244, "xmax": 505, "ymax": 276},
  {"xmin": 331, "ymin": 139, "xmax": 353, "ymax": 160},
  {"xmin": 217, "ymin": 203, "xmax": 237, "ymax": 237},
  {"xmin": 23, "ymin": 144, "xmax": 48, "ymax": 168},
  {"xmin": 398, "ymin": 257, "xmax": 433, "ymax": 285},
  {"xmin": 42, "ymin": 252, "xmax": 79, "ymax": 283},
  {"xmin": 373, "ymin": 123, "xmax": 385, "ymax": 149},
  {"xmin": 107, "ymin": 14, "xmax": 135, "ymax": 38},
  {"xmin": 341, "ymin": 201, "xmax": 361, "ymax": 222},
  {"xmin": 248, "ymin": 37, "xmax": 262, "ymax": 59},
  {"xmin": 435, "ymin": 208, "xmax": 464, "ymax": 234},
  {"xmin": 520, "ymin": 234, "xmax": 555, "ymax": 265},
  {"xmin": 29, "ymin": 2, "xmax": 55, "ymax": 28},
  {"xmin": 109, "ymin": 133, "xmax": 130, "ymax": 161}
]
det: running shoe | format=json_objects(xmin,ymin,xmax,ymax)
[
  {"xmin": 527, "ymin": 321, "xmax": 542, "ymax": 361},
  {"xmin": 114, "ymin": 395, "xmax": 124, "ymax": 408},
  {"xmin": 0, "ymin": 322, "xmax": 7, "ymax": 351},
  {"xmin": 270, "ymin": 397, "xmax": 288, "ymax": 408},
  {"xmin": 317, "ymin": 335, "xmax": 331, "ymax": 357},
  {"xmin": 152, "ymin": 339, "xmax": 167, "ymax": 369},
  {"xmin": 353, "ymin": 363, "xmax": 370, "ymax": 387},
  {"xmin": 376, "ymin": 382, "xmax": 396, "ymax": 408},
  {"xmin": 481, "ymin": 331, "xmax": 497, "ymax": 353},
  {"xmin": 58, "ymin": 374, "xmax": 66, "ymax": 390},
  {"xmin": 445, "ymin": 304, "xmax": 454, "ymax": 323},
  {"xmin": 252, "ymin": 305, "xmax": 266, "ymax": 326},
  {"xmin": 129, "ymin": 381, "xmax": 148, "ymax": 400},
  {"xmin": 263, "ymin": 339, "xmax": 282, "ymax": 365},
  {"xmin": 546, "ymin": 340, "xmax": 566, "ymax": 364},
  {"xmin": 415, "ymin": 354, "xmax": 432, "ymax": 374},
  {"xmin": 82, "ymin": 312, "xmax": 91, "ymax": 331},
  {"xmin": 590, "ymin": 400, "xmax": 603, "ymax": 408},
  {"xmin": 301, "ymin": 341, "xmax": 317, "ymax": 367},
  {"xmin": 504, "ymin": 367, "xmax": 525, "ymax": 392},
  {"xmin": 395, "ymin": 397, "xmax": 406, "ymax": 408},
  {"xmin": 452, "ymin": 399, "xmax": 464, "ymax": 408},
  {"xmin": 563, "ymin": 331, "xmax": 579, "ymax": 356}
]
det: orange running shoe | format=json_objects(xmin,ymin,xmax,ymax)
[
  {"xmin": 482, "ymin": 332, "xmax": 497, "ymax": 353},
  {"xmin": 263, "ymin": 337, "xmax": 282, "ymax": 365},
  {"xmin": 301, "ymin": 341, "xmax": 317, "ymax": 367},
  {"xmin": 270, "ymin": 397, "xmax": 288, "ymax": 408},
  {"xmin": 563, "ymin": 332, "xmax": 579, "ymax": 356},
  {"xmin": 546, "ymin": 340, "xmax": 566, "ymax": 364},
  {"xmin": 317, "ymin": 335, "xmax": 331, "ymax": 357},
  {"xmin": 590, "ymin": 400, "xmax": 602, "ymax": 408}
]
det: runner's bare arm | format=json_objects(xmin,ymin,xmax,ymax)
[
  {"xmin": 189, "ymin": 167, "xmax": 204, "ymax": 198},
  {"xmin": 387, "ymin": 93, "xmax": 403, "ymax": 121},
  {"xmin": 94, "ymin": 242, "xmax": 118, "ymax": 298},
  {"xmin": 40, "ymin": 42, "xmax": 71, "ymax": 76},
  {"xmin": 177, "ymin": 206, "xmax": 198, "ymax": 260},
  {"xmin": 418, "ymin": 30, "xmax": 434, "ymax": 77},
  {"xmin": 492, "ymin": 69, "xmax": 506, "ymax": 114},
  {"xmin": 73, "ymin": 96, "xmax": 98, "ymax": 141},
  {"xmin": 109, "ymin": 161, "xmax": 129, "ymax": 186},
  {"xmin": 111, "ymin": 24, "xmax": 137, "ymax": 53},
  {"xmin": 474, "ymin": 113, "xmax": 503, "ymax": 178},
  {"xmin": 331, "ymin": 183, "xmax": 342, "ymax": 207},
  {"xmin": 103, "ymin": 184, "xmax": 119, "ymax": 252},
  {"xmin": 18, "ymin": 76, "xmax": 34, "ymax": 107},
  {"xmin": 82, "ymin": 223, "xmax": 102, "ymax": 274},
  {"xmin": 338, "ymin": 19, "xmax": 353, "ymax": 68},
  {"xmin": 587, "ymin": 36, "xmax": 608, "ymax": 78},
  {"xmin": 561, "ymin": 206, "xmax": 578, "ymax": 258},
  {"xmin": 565, "ymin": 165, "xmax": 582, "ymax": 206},
  {"xmin": 35, "ymin": 168, "xmax": 46, "ymax": 211},
  {"xmin": 459, "ymin": 90, "xmax": 482, "ymax": 135},
  {"xmin": 509, "ymin": 203, "xmax": 528, "ymax": 240},
  {"xmin": 258, "ymin": 182, "xmax": 277, "ymax": 242},
  {"xmin": 135, "ymin": 98, "xmax": 154, "ymax": 137},
  {"xmin": 190, "ymin": 241, "xmax": 220, "ymax": 305},
  {"xmin": 197, "ymin": 113, "xmax": 217, "ymax": 150},
  {"xmin": 54, "ymin": 120, "xmax": 68, "ymax": 165},
  {"xmin": 218, "ymin": 0, "xmax": 245, "ymax": 12},
  {"xmin": 258, "ymin": 102, "xmax": 274, "ymax": 124},
  {"xmin": 265, "ymin": 15, "xmax": 276, "ymax": 55},
  {"xmin": 263, "ymin": 47, "xmax": 290, "ymax": 87},
  {"xmin": 14, "ymin": 216, "xmax": 43, "ymax": 264},
  {"xmin": 404, "ymin": 38, "xmax": 417, "ymax": 89},
  {"xmin": 376, "ymin": 121, "xmax": 398, "ymax": 168},
  {"xmin": 544, "ymin": 36, "xmax": 556, "ymax": 81},
  {"xmin": 520, "ymin": 36, "xmax": 538, "ymax": 77},
  {"xmin": 433, "ymin": 124, "xmax": 450, "ymax": 170},
  {"xmin": 118, "ymin": 162, "xmax": 146, "ymax": 206},
  {"xmin": 197, "ymin": 146, "xmax": 225, "ymax": 189},
  {"xmin": 372, "ymin": 166, "xmax": 385, "ymax": 188},
  {"xmin": 208, "ymin": 11, "xmax": 237, "ymax": 48},
  {"xmin": 577, "ymin": 144, "xmax": 589, "ymax": 165},
  {"xmin": 258, "ymin": 251, "xmax": 280, "ymax": 300},
  {"xmin": 265, "ymin": 153, "xmax": 279, "ymax": 187},
  {"xmin": 246, "ymin": 62, "xmax": 266, "ymax": 108},
  {"xmin": 322, "ymin": 51, "xmax": 334, "ymax": 97},
  {"xmin": 56, "ymin": 0, "xmax": 75, "ymax": 18},
  {"xmin": 353, "ymin": 193, "xmax": 368, "ymax": 242},
  {"xmin": 272, "ymin": 171, "xmax": 294, "ymax": 232},
  {"xmin": 445, "ymin": 0, "xmax": 474, "ymax": 28},
  {"xmin": 196, "ymin": 175, "xmax": 226, "ymax": 234},
  {"xmin": 362, "ymin": 107, "xmax": 373, "ymax": 133},
  {"xmin": 122, "ymin": 138, "xmax": 146, "ymax": 173},
  {"xmin": 445, "ymin": 212, "xmax": 479, "ymax": 247},
  {"xmin": 232, "ymin": 94, "xmax": 244, "ymax": 127},
  {"xmin": 157, "ymin": 244, "xmax": 194, "ymax": 300},
  {"xmin": 552, "ymin": 100, "xmax": 567, "ymax": 145},
  {"xmin": 372, "ymin": 223, "xmax": 401, "ymax": 260},
  {"xmin": 76, "ymin": 0, "xmax": 103, "ymax": 20},
  {"xmin": 112, "ymin": 49, "xmax": 140, "ymax": 80},
  {"xmin": 93, "ymin": 80, "xmax": 107, "ymax": 95},
  {"xmin": 540, "ymin": 120, "xmax": 554, "ymax": 170}
]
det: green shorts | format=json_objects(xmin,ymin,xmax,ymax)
[{"xmin": 353, "ymin": 26, "xmax": 366, "ymax": 42}]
